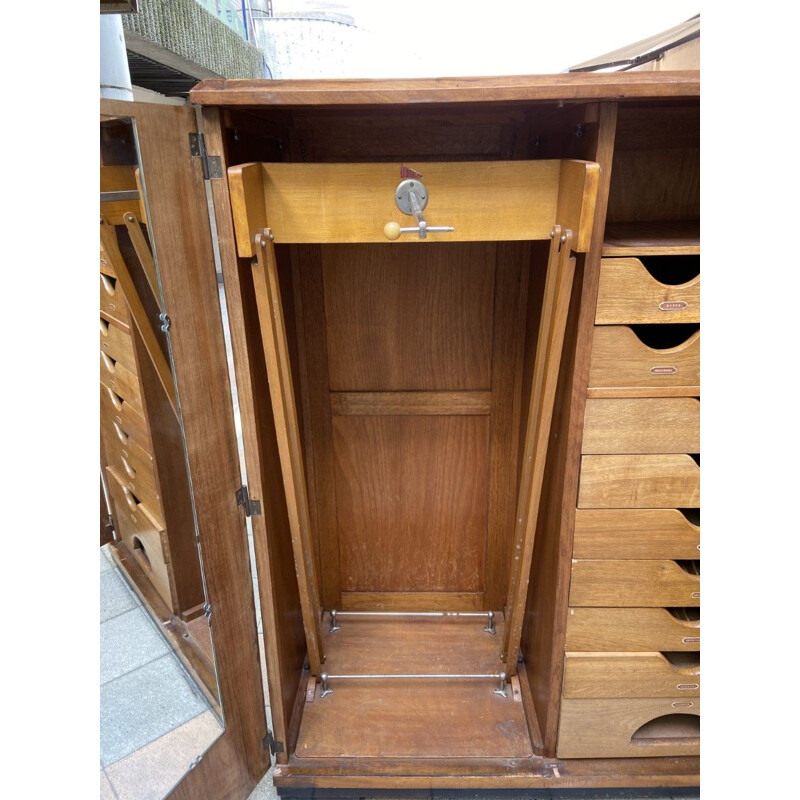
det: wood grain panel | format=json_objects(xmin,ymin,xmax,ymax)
[
  {"xmin": 573, "ymin": 508, "xmax": 700, "ymax": 560},
  {"xmin": 566, "ymin": 607, "xmax": 700, "ymax": 652},
  {"xmin": 563, "ymin": 652, "xmax": 699, "ymax": 698},
  {"xmin": 557, "ymin": 697, "xmax": 699, "ymax": 759},
  {"xmin": 323, "ymin": 242, "xmax": 495, "ymax": 391},
  {"xmin": 321, "ymin": 613, "xmax": 504, "ymax": 675},
  {"xmin": 333, "ymin": 415, "xmax": 489, "ymax": 594},
  {"xmin": 588, "ymin": 326, "xmax": 700, "ymax": 393},
  {"xmin": 190, "ymin": 72, "xmax": 700, "ymax": 108},
  {"xmin": 569, "ymin": 560, "xmax": 700, "ymax": 607},
  {"xmin": 330, "ymin": 391, "xmax": 492, "ymax": 416},
  {"xmin": 341, "ymin": 592, "xmax": 484, "ymax": 612},
  {"xmin": 582, "ymin": 398, "xmax": 700, "ymax": 454},
  {"xmin": 295, "ymin": 681, "xmax": 532, "ymax": 759},
  {"xmin": 578, "ymin": 454, "xmax": 700, "ymax": 509},
  {"xmin": 602, "ymin": 221, "xmax": 700, "ymax": 256},
  {"xmin": 595, "ymin": 258, "xmax": 699, "ymax": 324}
]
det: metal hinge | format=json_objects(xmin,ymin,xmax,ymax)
[
  {"xmin": 236, "ymin": 485, "xmax": 262, "ymax": 517},
  {"xmin": 103, "ymin": 514, "xmax": 114, "ymax": 531},
  {"xmin": 158, "ymin": 312, "xmax": 171, "ymax": 332},
  {"xmin": 189, "ymin": 133, "xmax": 223, "ymax": 180},
  {"xmin": 264, "ymin": 729, "xmax": 284, "ymax": 756},
  {"xmin": 204, "ymin": 602, "xmax": 212, "ymax": 623}
]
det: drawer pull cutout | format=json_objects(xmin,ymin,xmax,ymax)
[{"xmin": 631, "ymin": 714, "xmax": 699, "ymax": 745}]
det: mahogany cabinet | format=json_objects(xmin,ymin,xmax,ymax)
[{"xmin": 103, "ymin": 71, "xmax": 700, "ymax": 798}]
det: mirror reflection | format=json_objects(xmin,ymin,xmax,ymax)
[{"xmin": 100, "ymin": 114, "xmax": 223, "ymax": 798}]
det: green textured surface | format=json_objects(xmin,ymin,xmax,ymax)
[{"xmin": 122, "ymin": 0, "xmax": 263, "ymax": 79}]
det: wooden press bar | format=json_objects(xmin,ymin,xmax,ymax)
[
  {"xmin": 252, "ymin": 230, "xmax": 325, "ymax": 675},
  {"xmin": 502, "ymin": 227, "xmax": 577, "ymax": 670}
]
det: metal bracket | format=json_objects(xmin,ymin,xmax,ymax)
[
  {"xmin": 264, "ymin": 729, "xmax": 284, "ymax": 756},
  {"xmin": 158, "ymin": 312, "xmax": 171, "ymax": 332},
  {"xmin": 103, "ymin": 514, "xmax": 115, "ymax": 532},
  {"xmin": 203, "ymin": 602, "xmax": 212, "ymax": 623},
  {"xmin": 236, "ymin": 485, "xmax": 262, "ymax": 517},
  {"xmin": 189, "ymin": 133, "xmax": 223, "ymax": 180}
]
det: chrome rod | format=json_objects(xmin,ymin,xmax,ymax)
[
  {"xmin": 319, "ymin": 671, "xmax": 507, "ymax": 698},
  {"xmin": 328, "ymin": 609, "xmax": 496, "ymax": 634}
]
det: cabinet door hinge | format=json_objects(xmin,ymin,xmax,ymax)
[
  {"xmin": 236, "ymin": 485, "xmax": 262, "ymax": 517},
  {"xmin": 264, "ymin": 729, "xmax": 284, "ymax": 756},
  {"xmin": 189, "ymin": 133, "xmax": 223, "ymax": 180}
]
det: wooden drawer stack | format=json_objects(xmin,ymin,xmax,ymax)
[
  {"xmin": 100, "ymin": 228, "xmax": 204, "ymax": 620},
  {"xmin": 558, "ymin": 254, "xmax": 700, "ymax": 758}
]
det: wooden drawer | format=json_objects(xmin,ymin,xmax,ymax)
[
  {"xmin": 557, "ymin": 697, "xmax": 699, "ymax": 758},
  {"xmin": 100, "ymin": 244, "xmax": 114, "ymax": 277},
  {"xmin": 100, "ymin": 272, "xmax": 130, "ymax": 329},
  {"xmin": 573, "ymin": 509, "xmax": 699, "ymax": 560},
  {"xmin": 563, "ymin": 652, "xmax": 699, "ymax": 698},
  {"xmin": 106, "ymin": 466, "xmax": 174, "ymax": 611},
  {"xmin": 578, "ymin": 454, "xmax": 700, "ymax": 508},
  {"xmin": 100, "ymin": 351, "xmax": 142, "ymax": 413},
  {"xmin": 582, "ymin": 398, "xmax": 700, "ymax": 454},
  {"xmin": 103, "ymin": 421, "xmax": 161, "ymax": 517},
  {"xmin": 570, "ymin": 559, "xmax": 699, "ymax": 607},
  {"xmin": 100, "ymin": 317, "xmax": 137, "ymax": 376},
  {"xmin": 588, "ymin": 325, "xmax": 699, "ymax": 394},
  {"xmin": 595, "ymin": 257, "xmax": 700, "ymax": 325},
  {"xmin": 100, "ymin": 384, "xmax": 151, "ymax": 452},
  {"xmin": 566, "ymin": 607, "xmax": 699, "ymax": 652}
]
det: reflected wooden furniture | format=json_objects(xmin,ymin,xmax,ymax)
[{"xmin": 183, "ymin": 71, "xmax": 700, "ymax": 793}]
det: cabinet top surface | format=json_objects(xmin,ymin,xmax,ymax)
[{"xmin": 189, "ymin": 71, "xmax": 700, "ymax": 108}]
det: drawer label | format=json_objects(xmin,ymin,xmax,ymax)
[
  {"xmin": 671, "ymin": 701, "xmax": 694, "ymax": 709},
  {"xmin": 682, "ymin": 637, "xmax": 700, "ymax": 644},
  {"xmin": 691, "ymin": 592, "xmax": 700, "ymax": 599},
  {"xmin": 659, "ymin": 300, "xmax": 688, "ymax": 311},
  {"xmin": 677, "ymin": 683, "xmax": 699, "ymax": 690},
  {"xmin": 651, "ymin": 366, "xmax": 677, "ymax": 375}
]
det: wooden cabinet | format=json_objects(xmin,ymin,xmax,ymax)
[{"xmin": 105, "ymin": 72, "xmax": 700, "ymax": 796}]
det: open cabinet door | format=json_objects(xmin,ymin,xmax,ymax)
[{"xmin": 100, "ymin": 98, "xmax": 270, "ymax": 799}]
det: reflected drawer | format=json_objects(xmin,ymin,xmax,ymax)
[
  {"xmin": 595, "ymin": 257, "xmax": 700, "ymax": 325},
  {"xmin": 100, "ymin": 351, "xmax": 142, "ymax": 413},
  {"xmin": 578, "ymin": 454, "xmax": 700, "ymax": 509},
  {"xmin": 103, "ymin": 421, "xmax": 161, "ymax": 517},
  {"xmin": 573, "ymin": 508, "xmax": 700, "ymax": 560},
  {"xmin": 106, "ymin": 466, "xmax": 174, "ymax": 611},
  {"xmin": 588, "ymin": 325, "xmax": 699, "ymax": 393},
  {"xmin": 582, "ymin": 398, "xmax": 700, "ymax": 454},
  {"xmin": 563, "ymin": 652, "xmax": 700, "ymax": 698},
  {"xmin": 100, "ymin": 317, "xmax": 137, "ymax": 376},
  {"xmin": 566, "ymin": 607, "xmax": 699, "ymax": 652},
  {"xmin": 100, "ymin": 272, "xmax": 130, "ymax": 329},
  {"xmin": 100, "ymin": 384, "xmax": 151, "ymax": 452},
  {"xmin": 100, "ymin": 244, "xmax": 114, "ymax": 277},
  {"xmin": 570, "ymin": 559, "xmax": 700, "ymax": 607},
  {"xmin": 557, "ymin": 697, "xmax": 699, "ymax": 758}
]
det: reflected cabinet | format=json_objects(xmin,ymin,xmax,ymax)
[{"xmin": 102, "ymin": 71, "xmax": 700, "ymax": 799}]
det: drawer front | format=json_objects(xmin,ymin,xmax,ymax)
[
  {"xmin": 588, "ymin": 326, "xmax": 699, "ymax": 392},
  {"xmin": 100, "ymin": 272, "xmax": 130, "ymax": 329},
  {"xmin": 557, "ymin": 697, "xmax": 699, "ymax": 759},
  {"xmin": 570, "ymin": 560, "xmax": 700, "ymax": 607},
  {"xmin": 100, "ymin": 384, "xmax": 151, "ymax": 452},
  {"xmin": 578, "ymin": 454, "xmax": 700, "ymax": 509},
  {"xmin": 100, "ymin": 351, "xmax": 142, "ymax": 413},
  {"xmin": 563, "ymin": 652, "xmax": 700, "ymax": 698},
  {"xmin": 595, "ymin": 258, "xmax": 700, "ymax": 325},
  {"xmin": 100, "ymin": 244, "xmax": 115, "ymax": 277},
  {"xmin": 573, "ymin": 509, "xmax": 699, "ymax": 560},
  {"xmin": 103, "ymin": 424, "xmax": 161, "ymax": 517},
  {"xmin": 566, "ymin": 607, "xmax": 699, "ymax": 652},
  {"xmin": 106, "ymin": 467, "xmax": 175, "ymax": 611},
  {"xmin": 100, "ymin": 318, "xmax": 137, "ymax": 376},
  {"xmin": 582, "ymin": 398, "xmax": 700, "ymax": 454}
]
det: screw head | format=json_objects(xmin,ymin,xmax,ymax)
[
  {"xmin": 260, "ymin": 239, "xmax": 267, "ymax": 248},
  {"xmin": 560, "ymin": 234, "xmax": 567, "ymax": 243}
]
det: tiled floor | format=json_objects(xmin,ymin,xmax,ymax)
[{"xmin": 99, "ymin": 545, "xmax": 223, "ymax": 798}]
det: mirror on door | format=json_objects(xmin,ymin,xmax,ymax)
[{"xmin": 100, "ymin": 114, "xmax": 223, "ymax": 798}]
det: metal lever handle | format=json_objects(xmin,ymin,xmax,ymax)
[{"xmin": 384, "ymin": 178, "xmax": 454, "ymax": 240}]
